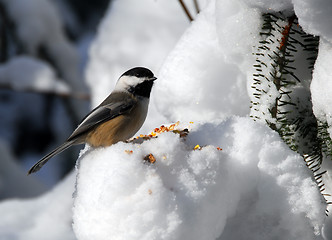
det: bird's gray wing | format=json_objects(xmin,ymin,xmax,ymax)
[
  {"xmin": 67, "ymin": 97, "xmax": 135, "ymax": 141},
  {"xmin": 28, "ymin": 96, "xmax": 135, "ymax": 175}
]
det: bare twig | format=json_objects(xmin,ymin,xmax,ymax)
[
  {"xmin": 193, "ymin": 0, "xmax": 200, "ymax": 14},
  {"xmin": 0, "ymin": 83, "xmax": 90, "ymax": 100},
  {"xmin": 0, "ymin": 2, "xmax": 9, "ymax": 63},
  {"xmin": 178, "ymin": 0, "xmax": 193, "ymax": 22}
]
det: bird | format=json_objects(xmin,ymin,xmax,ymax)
[{"xmin": 28, "ymin": 67, "xmax": 157, "ymax": 174}]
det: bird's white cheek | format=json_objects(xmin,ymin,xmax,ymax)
[{"xmin": 114, "ymin": 76, "xmax": 144, "ymax": 92}]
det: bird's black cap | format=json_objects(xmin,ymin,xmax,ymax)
[{"xmin": 122, "ymin": 67, "xmax": 155, "ymax": 79}]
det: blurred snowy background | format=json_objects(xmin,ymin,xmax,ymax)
[{"xmin": 1, "ymin": 0, "xmax": 332, "ymax": 239}]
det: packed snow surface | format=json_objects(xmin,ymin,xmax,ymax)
[{"xmin": 73, "ymin": 118, "xmax": 325, "ymax": 240}]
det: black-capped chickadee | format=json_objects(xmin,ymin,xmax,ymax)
[{"xmin": 28, "ymin": 67, "xmax": 157, "ymax": 174}]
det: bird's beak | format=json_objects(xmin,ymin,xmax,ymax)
[{"xmin": 150, "ymin": 77, "xmax": 157, "ymax": 81}]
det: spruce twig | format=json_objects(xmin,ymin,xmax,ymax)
[{"xmin": 251, "ymin": 11, "xmax": 330, "ymax": 213}]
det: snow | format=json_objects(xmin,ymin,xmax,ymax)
[
  {"xmin": 2, "ymin": 0, "xmax": 81, "ymax": 86},
  {"xmin": 311, "ymin": 40, "xmax": 332, "ymax": 238},
  {"xmin": 0, "ymin": 140, "xmax": 46, "ymax": 199},
  {"xmin": 0, "ymin": 172, "xmax": 76, "ymax": 240},
  {"xmin": 155, "ymin": 1, "xmax": 251, "ymax": 122},
  {"xmin": 1, "ymin": 0, "xmax": 332, "ymax": 239},
  {"xmin": 1, "ymin": 0, "xmax": 88, "ymax": 117},
  {"xmin": 293, "ymin": 0, "xmax": 332, "ymax": 43},
  {"xmin": 73, "ymin": 118, "xmax": 326, "ymax": 240},
  {"xmin": 215, "ymin": 0, "xmax": 260, "ymax": 66},
  {"xmin": 0, "ymin": 56, "xmax": 69, "ymax": 93},
  {"xmin": 244, "ymin": 0, "xmax": 292, "ymax": 12},
  {"xmin": 311, "ymin": 41, "xmax": 332, "ymax": 129}
]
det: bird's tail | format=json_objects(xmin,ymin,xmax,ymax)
[{"xmin": 27, "ymin": 140, "xmax": 75, "ymax": 175}]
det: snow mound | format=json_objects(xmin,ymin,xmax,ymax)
[
  {"xmin": 73, "ymin": 117, "xmax": 325, "ymax": 240},
  {"xmin": 154, "ymin": 1, "xmax": 250, "ymax": 123}
]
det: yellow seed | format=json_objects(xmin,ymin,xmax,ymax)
[{"xmin": 124, "ymin": 150, "xmax": 133, "ymax": 154}]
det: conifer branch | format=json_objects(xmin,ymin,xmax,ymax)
[{"xmin": 250, "ymin": 11, "xmax": 330, "ymax": 213}]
